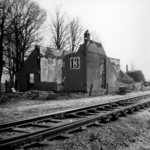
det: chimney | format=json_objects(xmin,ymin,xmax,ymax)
[
  {"xmin": 126, "ymin": 65, "xmax": 128, "ymax": 73},
  {"xmin": 84, "ymin": 30, "xmax": 90, "ymax": 42}
]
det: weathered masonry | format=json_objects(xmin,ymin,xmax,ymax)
[
  {"xmin": 64, "ymin": 31, "xmax": 122, "ymax": 92},
  {"xmin": 64, "ymin": 31, "xmax": 107, "ymax": 92},
  {"xmin": 19, "ymin": 46, "xmax": 70, "ymax": 91},
  {"xmin": 19, "ymin": 30, "xmax": 133, "ymax": 92}
]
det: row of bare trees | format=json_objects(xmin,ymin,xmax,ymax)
[
  {"xmin": 49, "ymin": 6, "xmax": 84, "ymax": 52},
  {"xmin": 0, "ymin": 2, "xmax": 90, "ymax": 92},
  {"xmin": 48, "ymin": 6, "xmax": 101, "ymax": 52},
  {"xmin": 0, "ymin": 0, "xmax": 46, "ymax": 91}
]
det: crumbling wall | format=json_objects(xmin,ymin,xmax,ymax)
[
  {"xmin": 64, "ymin": 44, "xmax": 86, "ymax": 92},
  {"xmin": 19, "ymin": 48, "xmax": 39, "ymax": 91},
  {"xmin": 40, "ymin": 47, "xmax": 63, "ymax": 84},
  {"xmin": 86, "ymin": 52, "xmax": 105, "ymax": 92},
  {"xmin": 86, "ymin": 41, "xmax": 106, "ymax": 92},
  {"xmin": 109, "ymin": 57, "xmax": 120, "ymax": 80},
  {"xmin": 106, "ymin": 57, "xmax": 119, "ymax": 91},
  {"xmin": 40, "ymin": 57, "xmax": 56, "ymax": 82},
  {"xmin": 56, "ymin": 59, "xmax": 63, "ymax": 84}
]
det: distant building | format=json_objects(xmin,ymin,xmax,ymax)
[{"xmin": 19, "ymin": 30, "xmax": 133, "ymax": 92}]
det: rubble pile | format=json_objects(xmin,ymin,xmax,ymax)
[
  {"xmin": 0, "ymin": 93, "xmax": 23, "ymax": 104},
  {"xmin": 22, "ymin": 90, "xmax": 56, "ymax": 100},
  {"xmin": 0, "ymin": 90, "xmax": 58, "ymax": 101}
]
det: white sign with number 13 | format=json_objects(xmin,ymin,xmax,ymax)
[{"xmin": 70, "ymin": 57, "xmax": 80, "ymax": 69}]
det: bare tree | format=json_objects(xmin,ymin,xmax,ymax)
[
  {"xmin": 49, "ymin": 6, "xmax": 84, "ymax": 52},
  {"xmin": 68, "ymin": 17, "xmax": 83, "ymax": 52},
  {"xmin": 3, "ymin": 43, "xmax": 15, "ymax": 91},
  {"xmin": 49, "ymin": 6, "xmax": 69, "ymax": 51},
  {"xmin": 2, "ymin": 0, "xmax": 46, "ymax": 90},
  {"xmin": 0, "ymin": 0, "xmax": 12, "ymax": 91}
]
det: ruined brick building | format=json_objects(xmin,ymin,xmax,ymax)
[{"xmin": 19, "ymin": 31, "xmax": 133, "ymax": 92}]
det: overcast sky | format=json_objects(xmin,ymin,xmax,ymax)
[{"xmin": 34, "ymin": 0, "xmax": 150, "ymax": 80}]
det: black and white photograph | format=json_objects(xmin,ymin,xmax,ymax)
[{"xmin": 0, "ymin": 0, "xmax": 150, "ymax": 149}]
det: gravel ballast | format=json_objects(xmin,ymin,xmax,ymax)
[{"xmin": 1, "ymin": 90, "xmax": 150, "ymax": 150}]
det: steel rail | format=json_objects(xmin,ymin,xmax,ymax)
[
  {"xmin": 0, "ymin": 97, "xmax": 150, "ymax": 150},
  {"xmin": 0, "ymin": 93, "xmax": 150, "ymax": 132}
]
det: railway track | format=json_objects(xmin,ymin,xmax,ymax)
[{"xmin": 0, "ymin": 93, "xmax": 150, "ymax": 150}]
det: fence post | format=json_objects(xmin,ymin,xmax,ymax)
[
  {"xmin": 5, "ymin": 80, "xmax": 8, "ymax": 93},
  {"xmin": 141, "ymin": 81, "xmax": 143, "ymax": 91},
  {"xmin": 132, "ymin": 84, "xmax": 134, "ymax": 91},
  {"xmin": 105, "ymin": 83, "xmax": 109, "ymax": 94},
  {"xmin": 89, "ymin": 84, "xmax": 93, "ymax": 97}
]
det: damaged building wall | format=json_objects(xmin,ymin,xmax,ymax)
[
  {"xmin": 39, "ymin": 47, "xmax": 63, "ymax": 84},
  {"xmin": 119, "ymin": 70, "xmax": 134, "ymax": 84},
  {"xmin": 40, "ymin": 57, "xmax": 56, "ymax": 82},
  {"xmin": 64, "ymin": 44, "xmax": 87, "ymax": 92},
  {"xmin": 106, "ymin": 57, "xmax": 135, "ymax": 92},
  {"xmin": 109, "ymin": 57, "xmax": 120, "ymax": 79},
  {"xmin": 19, "ymin": 45, "xmax": 64, "ymax": 91},
  {"xmin": 63, "ymin": 30, "xmax": 119, "ymax": 93},
  {"xmin": 19, "ymin": 47, "xmax": 39, "ymax": 91},
  {"xmin": 64, "ymin": 37, "xmax": 107, "ymax": 93},
  {"xmin": 19, "ymin": 31, "xmax": 133, "ymax": 93},
  {"xmin": 106, "ymin": 57, "xmax": 120, "ymax": 91},
  {"xmin": 86, "ymin": 41, "xmax": 106, "ymax": 92}
]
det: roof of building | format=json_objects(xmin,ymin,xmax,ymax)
[
  {"xmin": 87, "ymin": 40, "xmax": 106, "ymax": 56},
  {"xmin": 119, "ymin": 70, "xmax": 134, "ymax": 84},
  {"xmin": 37, "ymin": 45, "xmax": 72, "ymax": 59}
]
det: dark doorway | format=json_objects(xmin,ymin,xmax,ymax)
[
  {"xmin": 27, "ymin": 73, "xmax": 34, "ymax": 90},
  {"xmin": 100, "ymin": 59, "xmax": 106, "ymax": 88}
]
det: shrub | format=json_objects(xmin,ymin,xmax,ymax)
[{"xmin": 127, "ymin": 70, "xmax": 145, "ymax": 82}]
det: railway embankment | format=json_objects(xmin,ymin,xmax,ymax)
[
  {"xmin": 1, "ymin": 90, "xmax": 150, "ymax": 150},
  {"xmin": 0, "ymin": 90, "xmax": 150, "ymax": 123}
]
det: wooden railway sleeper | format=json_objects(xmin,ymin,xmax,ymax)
[
  {"xmin": 140, "ymin": 104, "xmax": 145, "ymax": 109},
  {"xmin": 93, "ymin": 121, "xmax": 103, "ymax": 126},
  {"xmin": 87, "ymin": 112, "xmax": 99, "ymax": 115},
  {"xmin": 120, "ymin": 110, "xmax": 127, "ymax": 116},
  {"xmin": 117, "ymin": 102, "xmax": 125, "ymax": 106},
  {"xmin": 144, "ymin": 102, "xmax": 150, "ymax": 107},
  {"xmin": 54, "ymin": 114, "xmax": 65, "ymax": 119},
  {"xmin": 59, "ymin": 133, "xmax": 73, "ymax": 138},
  {"xmin": 87, "ymin": 108, "xmax": 97, "ymax": 113},
  {"xmin": 145, "ymin": 102, "xmax": 150, "ymax": 107},
  {"xmin": 127, "ymin": 108, "xmax": 134, "ymax": 114},
  {"xmin": 111, "ymin": 113, "xmax": 119, "ymax": 121},
  {"xmin": 101, "ymin": 116, "xmax": 110, "ymax": 123},
  {"xmin": 133, "ymin": 106, "xmax": 139, "ymax": 111},
  {"xmin": 97, "ymin": 107, "xmax": 105, "ymax": 111},
  {"xmin": 65, "ymin": 113, "xmax": 77, "ymax": 118},
  {"xmin": 105, "ymin": 105, "xmax": 112, "ymax": 109},
  {"xmin": 80, "ymin": 126, "xmax": 87, "ymax": 131},
  {"xmin": 47, "ymin": 119, "xmax": 63, "ymax": 123},
  {"xmin": 77, "ymin": 111, "xmax": 87, "ymax": 116},
  {"xmin": 30, "ymin": 123, "xmax": 50, "ymax": 128},
  {"xmin": 111, "ymin": 103, "xmax": 118, "ymax": 107}
]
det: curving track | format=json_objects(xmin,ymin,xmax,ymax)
[{"xmin": 0, "ymin": 93, "xmax": 150, "ymax": 150}]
